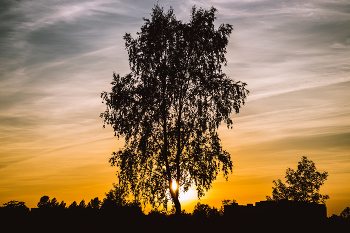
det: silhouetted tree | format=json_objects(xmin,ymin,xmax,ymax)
[
  {"xmin": 340, "ymin": 207, "xmax": 350, "ymax": 219},
  {"xmin": 101, "ymin": 4, "xmax": 248, "ymax": 215},
  {"xmin": 50, "ymin": 197, "xmax": 59, "ymax": 208},
  {"xmin": 221, "ymin": 199, "xmax": 236, "ymax": 206},
  {"xmin": 101, "ymin": 183, "xmax": 129, "ymax": 209},
  {"xmin": 37, "ymin": 196, "xmax": 66, "ymax": 210},
  {"xmin": 87, "ymin": 197, "xmax": 101, "ymax": 210},
  {"xmin": 267, "ymin": 156, "xmax": 329, "ymax": 204},
  {"xmin": 68, "ymin": 201, "xmax": 78, "ymax": 210},
  {"xmin": 2, "ymin": 200, "xmax": 29, "ymax": 211},
  {"xmin": 58, "ymin": 201, "xmax": 66, "ymax": 209},
  {"xmin": 37, "ymin": 195, "xmax": 51, "ymax": 209},
  {"xmin": 192, "ymin": 202, "xmax": 220, "ymax": 218},
  {"xmin": 78, "ymin": 200, "xmax": 86, "ymax": 209}
]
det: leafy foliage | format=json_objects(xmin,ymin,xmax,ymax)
[
  {"xmin": 221, "ymin": 199, "xmax": 236, "ymax": 206},
  {"xmin": 267, "ymin": 156, "xmax": 329, "ymax": 204},
  {"xmin": 78, "ymin": 199, "xmax": 86, "ymax": 209},
  {"xmin": 101, "ymin": 183, "xmax": 128, "ymax": 209},
  {"xmin": 50, "ymin": 197, "xmax": 59, "ymax": 208},
  {"xmin": 68, "ymin": 201, "xmax": 78, "ymax": 210},
  {"xmin": 2, "ymin": 200, "xmax": 29, "ymax": 211},
  {"xmin": 340, "ymin": 207, "xmax": 350, "ymax": 219},
  {"xmin": 58, "ymin": 201, "xmax": 66, "ymax": 209},
  {"xmin": 87, "ymin": 197, "xmax": 101, "ymax": 210},
  {"xmin": 37, "ymin": 195, "xmax": 50, "ymax": 208},
  {"xmin": 37, "ymin": 196, "xmax": 66, "ymax": 209},
  {"xmin": 101, "ymin": 183, "xmax": 141, "ymax": 210},
  {"xmin": 101, "ymin": 4, "xmax": 248, "ymax": 214},
  {"xmin": 192, "ymin": 202, "xmax": 220, "ymax": 218}
]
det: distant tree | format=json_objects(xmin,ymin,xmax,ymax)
[
  {"xmin": 101, "ymin": 4, "xmax": 248, "ymax": 215},
  {"xmin": 340, "ymin": 207, "xmax": 350, "ymax": 219},
  {"xmin": 78, "ymin": 200, "xmax": 86, "ymax": 209},
  {"xmin": 37, "ymin": 196, "xmax": 66, "ymax": 210},
  {"xmin": 221, "ymin": 199, "xmax": 236, "ymax": 206},
  {"xmin": 68, "ymin": 201, "xmax": 78, "ymax": 210},
  {"xmin": 37, "ymin": 195, "xmax": 51, "ymax": 209},
  {"xmin": 192, "ymin": 202, "xmax": 220, "ymax": 218},
  {"xmin": 58, "ymin": 201, "xmax": 66, "ymax": 209},
  {"xmin": 87, "ymin": 197, "xmax": 101, "ymax": 210},
  {"xmin": 2, "ymin": 200, "xmax": 29, "ymax": 211},
  {"xmin": 50, "ymin": 197, "xmax": 59, "ymax": 209},
  {"xmin": 101, "ymin": 183, "xmax": 129, "ymax": 210},
  {"xmin": 267, "ymin": 156, "xmax": 329, "ymax": 204}
]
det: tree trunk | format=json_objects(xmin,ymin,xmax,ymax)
[
  {"xmin": 161, "ymin": 74, "xmax": 182, "ymax": 215},
  {"xmin": 173, "ymin": 195, "xmax": 181, "ymax": 215},
  {"xmin": 174, "ymin": 92, "xmax": 183, "ymax": 216}
]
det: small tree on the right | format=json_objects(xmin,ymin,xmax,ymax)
[
  {"xmin": 340, "ymin": 207, "xmax": 350, "ymax": 219},
  {"xmin": 267, "ymin": 156, "xmax": 329, "ymax": 204}
]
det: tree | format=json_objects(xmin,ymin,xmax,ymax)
[
  {"xmin": 87, "ymin": 197, "xmax": 101, "ymax": 210},
  {"xmin": 267, "ymin": 156, "xmax": 329, "ymax": 204},
  {"xmin": 37, "ymin": 195, "xmax": 51, "ymax": 209},
  {"xmin": 78, "ymin": 200, "xmax": 86, "ymax": 209},
  {"xmin": 2, "ymin": 200, "xmax": 29, "ymax": 211},
  {"xmin": 50, "ymin": 197, "xmax": 59, "ymax": 209},
  {"xmin": 68, "ymin": 201, "xmax": 78, "ymax": 210},
  {"xmin": 101, "ymin": 183, "xmax": 129, "ymax": 210},
  {"xmin": 192, "ymin": 202, "xmax": 220, "ymax": 218},
  {"xmin": 37, "ymin": 196, "xmax": 66, "ymax": 209},
  {"xmin": 58, "ymin": 201, "xmax": 66, "ymax": 209},
  {"xmin": 221, "ymin": 199, "xmax": 236, "ymax": 206},
  {"xmin": 101, "ymin": 4, "xmax": 248, "ymax": 215},
  {"xmin": 340, "ymin": 207, "xmax": 350, "ymax": 219}
]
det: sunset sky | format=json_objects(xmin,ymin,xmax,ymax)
[{"xmin": 1, "ymin": 0, "xmax": 350, "ymax": 216}]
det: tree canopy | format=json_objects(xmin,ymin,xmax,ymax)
[
  {"xmin": 192, "ymin": 202, "xmax": 220, "ymax": 218},
  {"xmin": 101, "ymin": 4, "xmax": 248, "ymax": 215},
  {"xmin": 267, "ymin": 156, "xmax": 329, "ymax": 204},
  {"xmin": 2, "ymin": 200, "xmax": 29, "ymax": 211},
  {"xmin": 37, "ymin": 196, "xmax": 66, "ymax": 209},
  {"xmin": 87, "ymin": 197, "xmax": 101, "ymax": 210},
  {"xmin": 340, "ymin": 207, "xmax": 350, "ymax": 219}
]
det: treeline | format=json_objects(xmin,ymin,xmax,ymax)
[
  {"xmin": 1, "ymin": 183, "xmax": 140, "ymax": 212},
  {"xmin": 2, "ymin": 194, "xmax": 350, "ymax": 221},
  {"xmin": 1, "ymin": 199, "xmax": 350, "ymax": 233},
  {"xmin": 1, "ymin": 185, "xmax": 350, "ymax": 233},
  {"xmin": 0, "ymin": 183, "xmax": 227, "ymax": 216}
]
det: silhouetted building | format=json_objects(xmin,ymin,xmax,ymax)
[{"xmin": 224, "ymin": 200, "xmax": 327, "ymax": 221}]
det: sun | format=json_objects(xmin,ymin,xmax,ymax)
[
  {"xmin": 171, "ymin": 180, "xmax": 178, "ymax": 191},
  {"xmin": 171, "ymin": 182, "xmax": 197, "ymax": 201}
]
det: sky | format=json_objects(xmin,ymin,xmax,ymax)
[{"xmin": 1, "ymin": 0, "xmax": 350, "ymax": 216}]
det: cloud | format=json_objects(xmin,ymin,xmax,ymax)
[
  {"xmin": 213, "ymin": 0, "xmax": 350, "ymax": 101},
  {"xmin": 331, "ymin": 42, "xmax": 349, "ymax": 49},
  {"xmin": 219, "ymin": 81, "xmax": 350, "ymax": 152}
]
